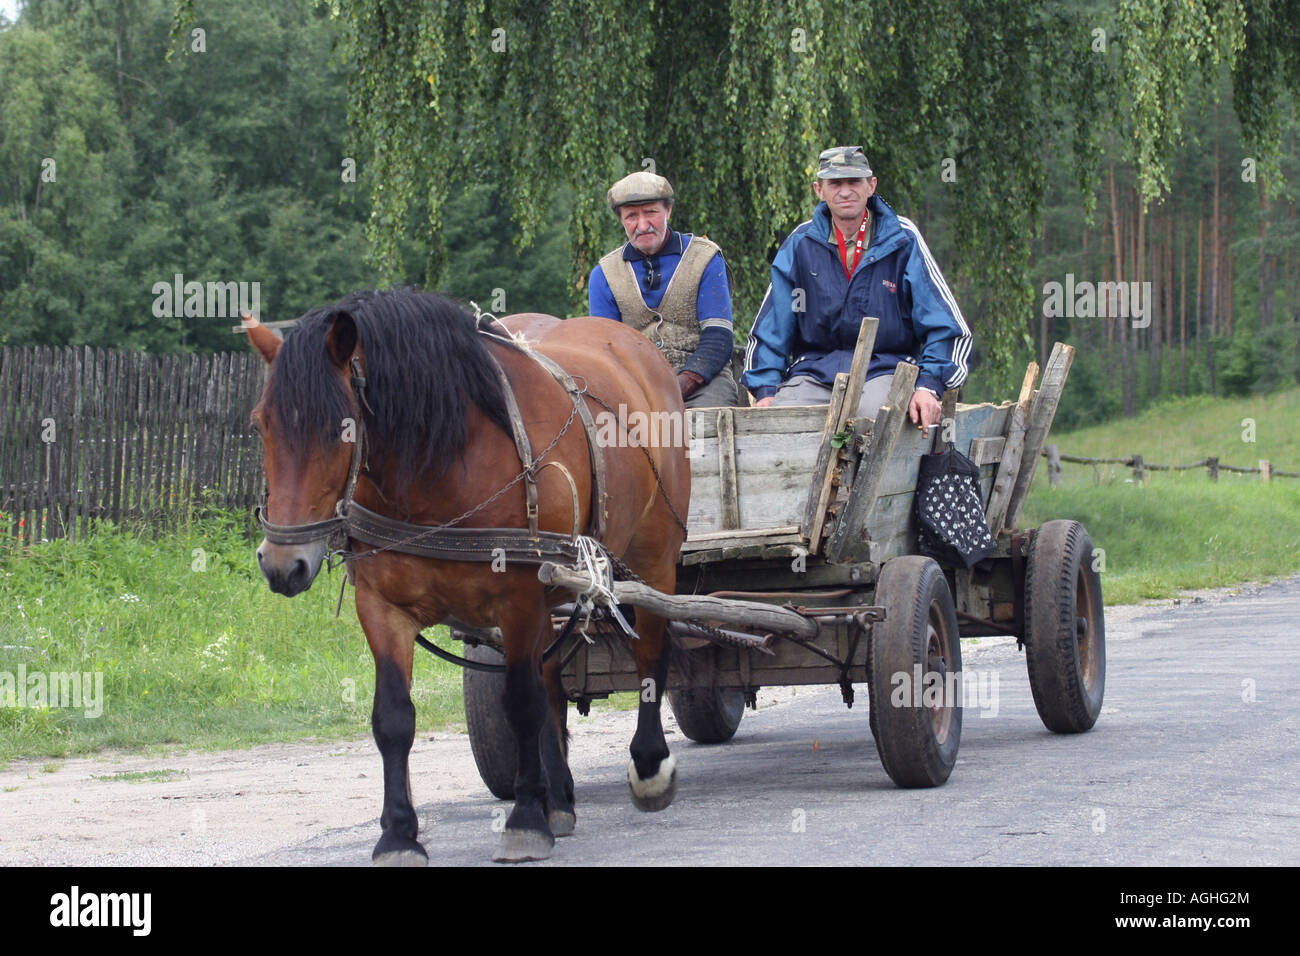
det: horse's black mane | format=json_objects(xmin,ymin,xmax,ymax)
[{"xmin": 265, "ymin": 289, "xmax": 512, "ymax": 485}]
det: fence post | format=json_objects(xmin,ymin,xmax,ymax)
[
  {"xmin": 1260, "ymin": 460, "xmax": 1272, "ymax": 482},
  {"xmin": 1207, "ymin": 457, "xmax": 1219, "ymax": 481},
  {"xmin": 1131, "ymin": 454, "xmax": 1145, "ymax": 483},
  {"xmin": 1045, "ymin": 444, "xmax": 1062, "ymax": 487}
]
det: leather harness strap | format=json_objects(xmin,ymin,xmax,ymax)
[
  {"xmin": 343, "ymin": 500, "xmax": 586, "ymax": 564},
  {"xmin": 483, "ymin": 349, "xmax": 541, "ymax": 536},
  {"xmin": 521, "ymin": 347, "xmax": 608, "ymax": 542}
]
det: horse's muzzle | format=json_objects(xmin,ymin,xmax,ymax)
[{"xmin": 257, "ymin": 539, "xmax": 327, "ymax": 596}]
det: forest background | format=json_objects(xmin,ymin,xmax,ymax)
[{"xmin": 2, "ymin": 0, "xmax": 1298, "ymax": 431}]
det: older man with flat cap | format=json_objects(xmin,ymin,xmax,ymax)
[
  {"xmin": 743, "ymin": 146, "xmax": 971, "ymax": 434},
  {"xmin": 588, "ymin": 171, "xmax": 739, "ymax": 407}
]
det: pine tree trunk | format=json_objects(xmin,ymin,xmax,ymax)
[
  {"xmin": 1180, "ymin": 220, "xmax": 1188, "ymax": 396},
  {"xmin": 1259, "ymin": 181, "xmax": 1274, "ymax": 328},
  {"xmin": 1210, "ymin": 142, "xmax": 1221, "ymax": 339},
  {"xmin": 1196, "ymin": 214, "xmax": 1205, "ymax": 361},
  {"xmin": 1150, "ymin": 216, "xmax": 1161, "ymax": 399},
  {"xmin": 1225, "ymin": 197, "xmax": 1235, "ymax": 337}
]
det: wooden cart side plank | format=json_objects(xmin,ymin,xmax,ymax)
[
  {"xmin": 840, "ymin": 317, "xmax": 880, "ymax": 419},
  {"xmin": 804, "ymin": 317, "xmax": 881, "ymax": 548},
  {"xmin": 824, "ymin": 361, "xmax": 919, "ymax": 564},
  {"xmin": 687, "ymin": 405, "xmax": 827, "ymax": 439},
  {"xmin": 983, "ymin": 361, "xmax": 1039, "ymax": 533},
  {"xmin": 716, "ymin": 408, "xmax": 740, "ymax": 530},
  {"xmin": 1005, "ymin": 343, "xmax": 1075, "ymax": 531},
  {"xmin": 968, "ymin": 436, "xmax": 1006, "ymax": 465},
  {"xmin": 683, "ymin": 526, "xmax": 802, "ymax": 546},
  {"xmin": 687, "ymin": 430, "xmax": 824, "ymax": 533},
  {"xmin": 801, "ymin": 373, "xmax": 850, "ymax": 543}
]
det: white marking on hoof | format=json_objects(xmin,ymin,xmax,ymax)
[
  {"xmin": 627, "ymin": 753, "xmax": 678, "ymax": 812},
  {"xmin": 372, "ymin": 849, "xmax": 428, "ymax": 867},
  {"xmin": 493, "ymin": 828, "xmax": 554, "ymax": 863},
  {"xmin": 548, "ymin": 810, "xmax": 576, "ymax": 838}
]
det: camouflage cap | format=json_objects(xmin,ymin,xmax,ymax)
[
  {"xmin": 817, "ymin": 146, "xmax": 874, "ymax": 179},
  {"xmin": 607, "ymin": 171, "xmax": 674, "ymax": 211}
]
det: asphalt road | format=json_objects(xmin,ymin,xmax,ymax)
[{"xmin": 247, "ymin": 577, "xmax": 1300, "ymax": 866}]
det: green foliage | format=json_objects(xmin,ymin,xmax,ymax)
[
  {"xmin": 308, "ymin": 0, "xmax": 1299, "ymax": 385},
  {"xmin": 2, "ymin": 0, "xmax": 378, "ymax": 350},
  {"xmin": 0, "ymin": 512, "xmax": 463, "ymax": 762},
  {"xmin": 1117, "ymin": 0, "xmax": 1246, "ymax": 203},
  {"xmin": 321, "ymin": 0, "xmax": 1127, "ymax": 380},
  {"xmin": 1216, "ymin": 329, "xmax": 1261, "ymax": 396}
]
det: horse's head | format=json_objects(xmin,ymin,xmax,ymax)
[{"xmin": 246, "ymin": 309, "xmax": 361, "ymax": 597}]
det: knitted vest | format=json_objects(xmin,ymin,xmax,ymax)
[{"xmin": 597, "ymin": 235, "xmax": 721, "ymax": 369}]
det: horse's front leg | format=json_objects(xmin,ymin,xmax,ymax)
[
  {"xmin": 357, "ymin": 591, "xmax": 426, "ymax": 866},
  {"xmin": 494, "ymin": 608, "xmax": 557, "ymax": 863},
  {"xmin": 628, "ymin": 610, "xmax": 677, "ymax": 811}
]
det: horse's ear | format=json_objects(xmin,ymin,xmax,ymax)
[
  {"xmin": 241, "ymin": 310, "xmax": 281, "ymax": 364},
  {"xmin": 325, "ymin": 310, "xmax": 358, "ymax": 369}
]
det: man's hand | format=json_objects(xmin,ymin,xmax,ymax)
[
  {"xmin": 677, "ymin": 370, "xmax": 705, "ymax": 400},
  {"xmin": 908, "ymin": 388, "xmax": 943, "ymax": 437},
  {"xmin": 754, "ymin": 395, "xmax": 775, "ymax": 408}
]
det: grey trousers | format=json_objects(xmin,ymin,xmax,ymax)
[
  {"xmin": 685, "ymin": 365, "xmax": 740, "ymax": 409},
  {"xmin": 770, "ymin": 373, "xmax": 897, "ymax": 421}
]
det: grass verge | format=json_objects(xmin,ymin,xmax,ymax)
[{"xmin": 0, "ymin": 511, "xmax": 461, "ymax": 765}]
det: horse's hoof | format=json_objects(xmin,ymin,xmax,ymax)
[
  {"xmin": 627, "ymin": 754, "xmax": 677, "ymax": 812},
  {"xmin": 372, "ymin": 833, "xmax": 428, "ymax": 866},
  {"xmin": 372, "ymin": 848, "xmax": 428, "ymax": 867},
  {"xmin": 493, "ymin": 828, "xmax": 555, "ymax": 863},
  {"xmin": 548, "ymin": 810, "xmax": 576, "ymax": 838}
]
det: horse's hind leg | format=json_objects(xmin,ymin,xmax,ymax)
[
  {"xmin": 542, "ymin": 655, "xmax": 576, "ymax": 836},
  {"xmin": 494, "ymin": 611, "xmax": 557, "ymax": 863},
  {"xmin": 628, "ymin": 611, "xmax": 677, "ymax": 812},
  {"xmin": 358, "ymin": 597, "xmax": 426, "ymax": 866}
]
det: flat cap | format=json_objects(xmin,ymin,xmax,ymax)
[
  {"xmin": 607, "ymin": 171, "xmax": 674, "ymax": 211},
  {"xmin": 817, "ymin": 146, "xmax": 874, "ymax": 179}
]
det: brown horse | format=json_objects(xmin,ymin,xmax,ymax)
[{"xmin": 246, "ymin": 289, "xmax": 689, "ymax": 864}]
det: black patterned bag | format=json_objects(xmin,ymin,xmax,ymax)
[{"xmin": 913, "ymin": 447, "xmax": 997, "ymax": 568}]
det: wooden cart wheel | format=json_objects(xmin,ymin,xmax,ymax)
[
  {"xmin": 667, "ymin": 686, "xmax": 746, "ymax": 744},
  {"xmin": 867, "ymin": 556, "xmax": 962, "ymax": 788},
  {"xmin": 461, "ymin": 639, "xmax": 517, "ymax": 800},
  {"xmin": 1024, "ymin": 520, "xmax": 1106, "ymax": 733}
]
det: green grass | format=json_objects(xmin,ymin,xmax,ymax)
[
  {"xmin": 1039, "ymin": 385, "xmax": 1300, "ymax": 475},
  {"xmin": 1021, "ymin": 385, "xmax": 1300, "ymax": 604},
  {"xmin": 0, "ymin": 511, "xmax": 462, "ymax": 765},
  {"xmin": 90, "ymin": 768, "xmax": 189, "ymax": 784}
]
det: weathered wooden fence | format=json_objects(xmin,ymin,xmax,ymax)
[
  {"xmin": 0, "ymin": 346, "xmax": 266, "ymax": 545},
  {"xmin": 1041, "ymin": 443, "xmax": 1300, "ymax": 485}
]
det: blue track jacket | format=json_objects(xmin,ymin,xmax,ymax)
[{"xmin": 743, "ymin": 194, "xmax": 971, "ymax": 400}]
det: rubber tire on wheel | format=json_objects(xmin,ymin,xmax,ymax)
[
  {"xmin": 461, "ymin": 640, "xmax": 517, "ymax": 800},
  {"xmin": 1024, "ymin": 520, "xmax": 1106, "ymax": 733},
  {"xmin": 667, "ymin": 686, "xmax": 745, "ymax": 743},
  {"xmin": 867, "ymin": 556, "xmax": 962, "ymax": 788}
]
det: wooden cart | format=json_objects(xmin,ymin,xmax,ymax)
[{"xmin": 460, "ymin": 320, "xmax": 1106, "ymax": 797}]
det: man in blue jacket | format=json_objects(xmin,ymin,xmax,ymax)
[{"xmin": 743, "ymin": 147, "xmax": 970, "ymax": 435}]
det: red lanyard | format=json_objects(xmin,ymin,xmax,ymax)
[{"xmin": 835, "ymin": 212, "xmax": 870, "ymax": 279}]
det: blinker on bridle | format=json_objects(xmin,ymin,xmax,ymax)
[{"xmin": 255, "ymin": 354, "xmax": 369, "ymax": 548}]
